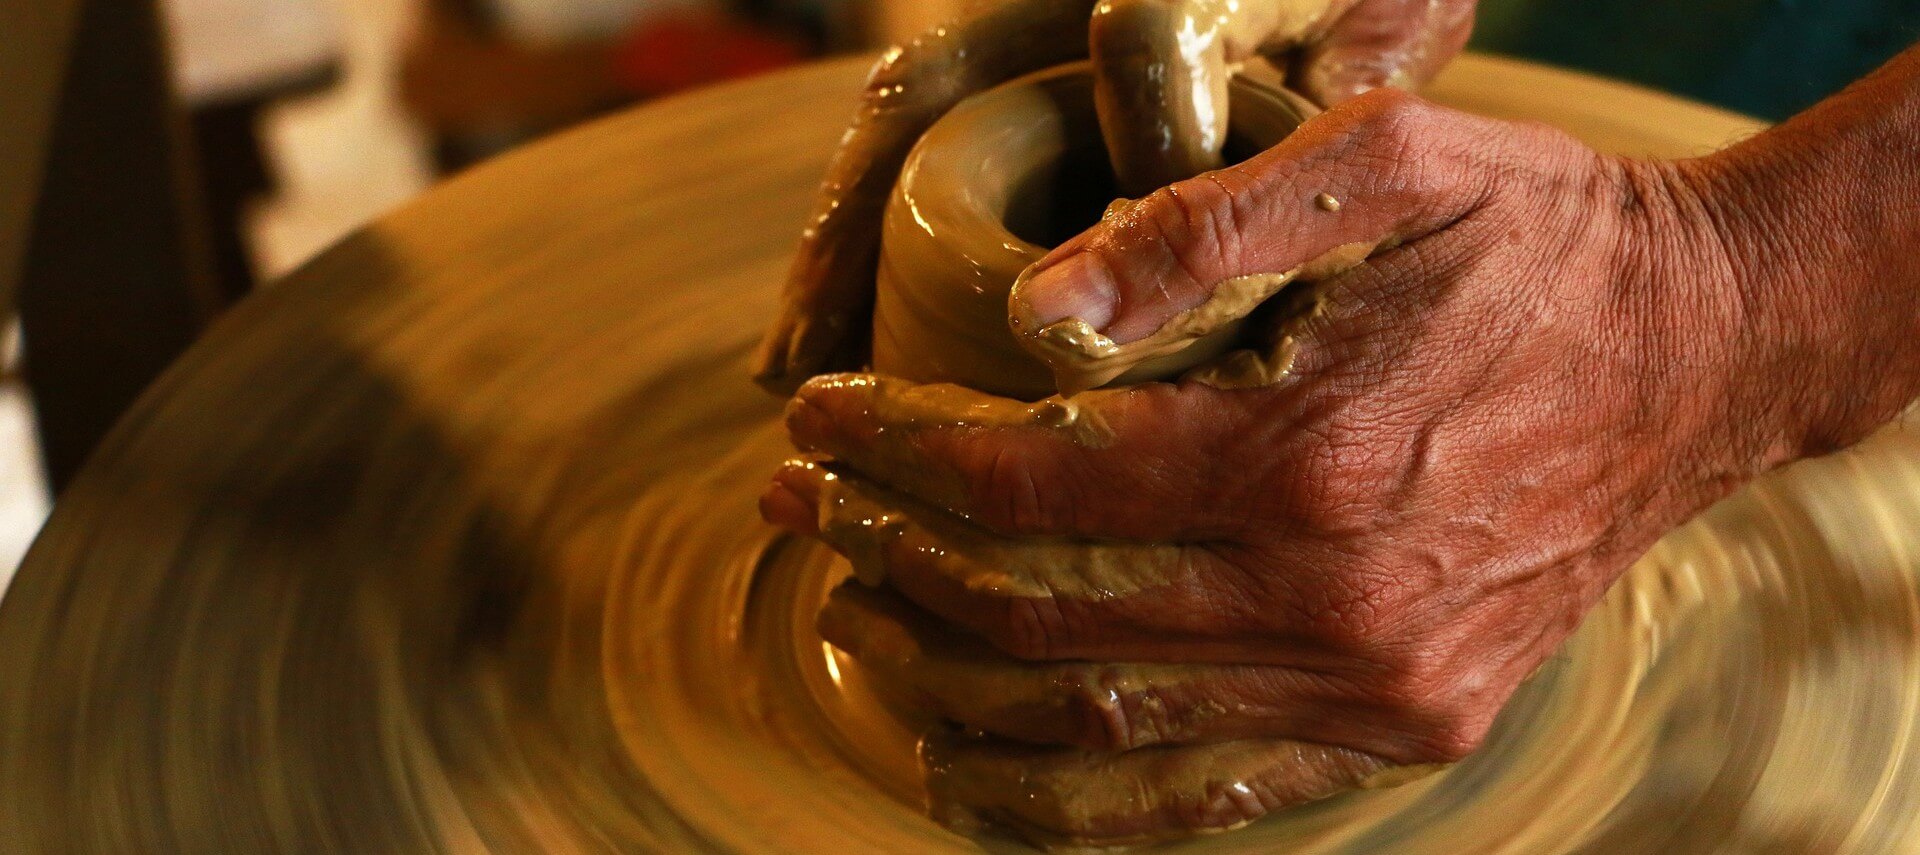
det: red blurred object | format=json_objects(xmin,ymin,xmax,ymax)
[{"xmin": 611, "ymin": 10, "xmax": 809, "ymax": 96}]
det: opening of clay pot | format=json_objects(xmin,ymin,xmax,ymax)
[
  {"xmin": 872, "ymin": 63, "xmax": 1314, "ymax": 399},
  {"xmin": 1002, "ymin": 139, "xmax": 1122, "ymax": 249}
]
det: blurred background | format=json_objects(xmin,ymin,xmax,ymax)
[
  {"xmin": 0, "ymin": 0, "xmax": 975, "ymax": 593},
  {"xmin": 2, "ymin": 0, "xmax": 1915, "ymax": 594},
  {"xmin": 193, "ymin": 0, "xmax": 964, "ymax": 283}
]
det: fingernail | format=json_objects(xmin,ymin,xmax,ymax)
[
  {"xmin": 783, "ymin": 392, "xmax": 833, "ymax": 452},
  {"xmin": 759, "ymin": 481, "xmax": 815, "ymax": 533},
  {"xmin": 1010, "ymin": 253, "xmax": 1119, "ymax": 333},
  {"xmin": 786, "ymin": 373, "xmax": 881, "ymax": 447},
  {"xmin": 760, "ymin": 465, "xmax": 822, "ymax": 534}
]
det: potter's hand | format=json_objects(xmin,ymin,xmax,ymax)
[
  {"xmin": 752, "ymin": 0, "xmax": 1477, "ymax": 395},
  {"xmin": 757, "ymin": 86, "xmax": 1920, "ymax": 843}
]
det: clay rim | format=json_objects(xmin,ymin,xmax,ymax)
[{"xmin": 896, "ymin": 61, "xmax": 1319, "ymax": 280}]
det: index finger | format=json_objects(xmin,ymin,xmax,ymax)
[{"xmin": 784, "ymin": 373, "xmax": 1263, "ymax": 540}]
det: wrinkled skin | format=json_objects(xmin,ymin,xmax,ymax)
[
  {"xmin": 762, "ymin": 48, "xmax": 1920, "ymax": 843},
  {"xmin": 753, "ymin": 0, "xmax": 1477, "ymax": 393}
]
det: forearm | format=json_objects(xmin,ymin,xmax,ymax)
[{"xmin": 1691, "ymin": 43, "xmax": 1920, "ymax": 459}]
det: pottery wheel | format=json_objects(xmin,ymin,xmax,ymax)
[{"xmin": 3, "ymin": 56, "xmax": 1918, "ymax": 853}]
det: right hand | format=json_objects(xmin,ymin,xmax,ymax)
[
  {"xmin": 751, "ymin": 0, "xmax": 1478, "ymax": 394},
  {"xmin": 762, "ymin": 84, "xmax": 1880, "ymax": 844}
]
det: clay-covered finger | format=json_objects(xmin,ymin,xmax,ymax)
[
  {"xmin": 1289, "ymin": 0, "xmax": 1477, "ymax": 106},
  {"xmin": 924, "ymin": 730, "xmax": 1439, "ymax": 848},
  {"xmin": 753, "ymin": 0, "xmax": 1100, "ymax": 394},
  {"xmin": 1090, "ymin": 0, "xmax": 1357, "ymax": 195},
  {"xmin": 1090, "ymin": 0, "xmax": 1234, "ymax": 195},
  {"xmin": 781, "ymin": 373, "xmax": 1262, "ymax": 541},
  {"xmin": 819, "ymin": 583, "xmax": 1475, "ymax": 756},
  {"xmin": 823, "ymin": 582, "xmax": 1222, "ymax": 750},
  {"xmin": 773, "ymin": 458, "xmax": 1268, "ymax": 663}
]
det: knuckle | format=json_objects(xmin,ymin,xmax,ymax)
[
  {"xmin": 1190, "ymin": 174, "xmax": 1250, "ymax": 272},
  {"xmin": 966, "ymin": 442, "xmax": 1063, "ymax": 535},
  {"xmin": 1061, "ymin": 671, "xmax": 1134, "ymax": 750},
  {"xmin": 1403, "ymin": 697, "xmax": 1493, "ymax": 763},
  {"xmin": 1057, "ymin": 670, "xmax": 1184, "ymax": 751},
  {"xmin": 1419, "ymin": 717, "xmax": 1491, "ymax": 763},
  {"xmin": 1365, "ymin": 648, "xmax": 1493, "ymax": 763},
  {"xmin": 1372, "ymin": 646, "xmax": 1448, "ymax": 705},
  {"xmin": 1183, "ymin": 776, "xmax": 1273, "ymax": 831},
  {"xmin": 1134, "ymin": 183, "xmax": 1207, "ymax": 247},
  {"xmin": 1119, "ymin": 189, "xmax": 1181, "ymax": 262},
  {"xmin": 1331, "ymin": 90, "xmax": 1450, "ymax": 182},
  {"xmin": 1349, "ymin": 88, "xmax": 1431, "ymax": 139},
  {"xmin": 1119, "ymin": 183, "xmax": 1231, "ymax": 292},
  {"xmin": 990, "ymin": 595, "xmax": 1069, "ymax": 661}
]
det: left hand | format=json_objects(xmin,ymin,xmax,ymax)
[{"xmin": 760, "ymin": 90, "xmax": 1822, "ymax": 844}]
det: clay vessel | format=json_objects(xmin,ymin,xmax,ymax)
[{"xmin": 871, "ymin": 63, "xmax": 1315, "ymax": 399}]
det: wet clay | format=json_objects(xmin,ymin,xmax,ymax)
[
  {"xmin": 800, "ymin": 455, "xmax": 1196, "ymax": 599},
  {"xmin": 12, "ymin": 55, "xmax": 1917, "ymax": 855},
  {"xmin": 925, "ymin": 732, "xmax": 1403, "ymax": 849},
  {"xmin": 755, "ymin": 0, "xmax": 1104, "ymax": 392},
  {"xmin": 872, "ymin": 65, "xmax": 1322, "ymax": 400},
  {"xmin": 870, "ymin": 56, "xmax": 1372, "ymax": 399},
  {"xmin": 819, "ymin": 583, "xmax": 1236, "ymax": 750},
  {"xmin": 756, "ymin": 0, "xmax": 1354, "ymax": 391},
  {"xmin": 1012, "ymin": 239, "xmax": 1375, "ymax": 394}
]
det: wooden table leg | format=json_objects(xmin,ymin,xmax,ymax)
[{"xmin": 17, "ymin": 0, "xmax": 225, "ymax": 492}]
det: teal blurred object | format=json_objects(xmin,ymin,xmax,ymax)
[{"xmin": 1472, "ymin": 0, "xmax": 1920, "ymax": 120}]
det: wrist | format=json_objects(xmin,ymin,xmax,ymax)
[
  {"xmin": 1579, "ymin": 156, "xmax": 1793, "ymax": 486},
  {"xmin": 1680, "ymin": 125, "xmax": 1920, "ymax": 463},
  {"xmin": 1676, "ymin": 48, "xmax": 1920, "ymax": 464}
]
